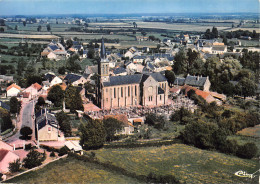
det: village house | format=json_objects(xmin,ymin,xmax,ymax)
[
  {"xmin": 35, "ymin": 109, "xmax": 63, "ymax": 142},
  {"xmin": 43, "ymin": 73, "xmax": 63, "ymax": 89},
  {"xmin": 174, "ymin": 75, "xmax": 211, "ymax": 91},
  {"xmin": 0, "ymin": 149, "xmax": 20, "ymax": 173},
  {"xmin": 23, "ymin": 83, "xmax": 42, "ymax": 99},
  {"xmin": 64, "ymin": 73, "xmax": 88, "ymax": 86},
  {"xmin": 104, "ymin": 114, "xmax": 135, "ymax": 135},
  {"xmin": 6, "ymin": 83, "xmax": 21, "ymax": 97}
]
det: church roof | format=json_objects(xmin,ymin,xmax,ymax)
[{"xmin": 103, "ymin": 74, "xmax": 142, "ymax": 87}]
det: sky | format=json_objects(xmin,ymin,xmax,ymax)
[{"xmin": 0, "ymin": 0, "xmax": 259, "ymax": 16}]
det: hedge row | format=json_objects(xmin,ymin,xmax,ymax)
[{"xmin": 104, "ymin": 139, "xmax": 181, "ymax": 149}]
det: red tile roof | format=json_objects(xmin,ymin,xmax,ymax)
[
  {"xmin": 104, "ymin": 114, "xmax": 132, "ymax": 127},
  {"xmin": 6, "ymin": 83, "xmax": 21, "ymax": 91},
  {"xmin": 83, "ymin": 103, "xmax": 101, "ymax": 112},
  {"xmin": 33, "ymin": 83, "xmax": 42, "ymax": 91}
]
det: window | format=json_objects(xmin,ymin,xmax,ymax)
[
  {"xmin": 135, "ymin": 86, "xmax": 137, "ymax": 96},
  {"xmin": 160, "ymin": 95, "xmax": 162, "ymax": 100},
  {"xmin": 114, "ymin": 88, "xmax": 116, "ymax": 98},
  {"xmin": 121, "ymin": 87, "xmax": 123, "ymax": 97},
  {"xmin": 106, "ymin": 89, "xmax": 108, "ymax": 93},
  {"xmin": 151, "ymin": 96, "xmax": 153, "ymax": 101},
  {"xmin": 128, "ymin": 86, "xmax": 130, "ymax": 97},
  {"xmin": 106, "ymin": 98, "xmax": 108, "ymax": 102},
  {"xmin": 48, "ymin": 127, "xmax": 51, "ymax": 132}
]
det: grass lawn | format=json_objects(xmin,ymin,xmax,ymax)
[
  {"xmin": 91, "ymin": 144, "xmax": 259, "ymax": 184},
  {"xmin": 6, "ymin": 157, "xmax": 141, "ymax": 184}
]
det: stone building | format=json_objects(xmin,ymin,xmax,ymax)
[
  {"xmin": 174, "ymin": 75, "xmax": 211, "ymax": 91},
  {"xmin": 97, "ymin": 39, "xmax": 168, "ymax": 109}
]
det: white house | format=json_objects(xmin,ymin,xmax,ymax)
[{"xmin": 6, "ymin": 83, "xmax": 21, "ymax": 97}]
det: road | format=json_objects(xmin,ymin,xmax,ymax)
[{"xmin": 5, "ymin": 100, "xmax": 35, "ymax": 144}]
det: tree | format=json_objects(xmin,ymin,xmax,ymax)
[
  {"xmin": 58, "ymin": 66, "xmax": 66, "ymax": 75},
  {"xmin": 180, "ymin": 120, "xmax": 219, "ymax": 149},
  {"xmin": 170, "ymin": 107, "xmax": 192, "ymax": 125},
  {"xmin": 20, "ymin": 126, "xmax": 32, "ymax": 140},
  {"xmin": 79, "ymin": 119, "xmax": 106, "ymax": 150},
  {"xmin": 173, "ymin": 49, "xmax": 187, "ymax": 75},
  {"xmin": 133, "ymin": 22, "xmax": 137, "ymax": 28},
  {"xmin": 103, "ymin": 118, "xmax": 123, "ymax": 141},
  {"xmin": 47, "ymin": 85, "xmax": 64, "ymax": 107},
  {"xmin": 0, "ymin": 111, "xmax": 14, "ymax": 132},
  {"xmin": 212, "ymin": 26, "xmax": 218, "ymax": 38},
  {"xmin": 223, "ymin": 37, "xmax": 228, "ymax": 45},
  {"xmin": 46, "ymin": 24, "xmax": 51, "ymax": 32},
  {"xmin": 10, "ymin": 97, "xmax": 20, "ymax": 114},
  {"xmin": 8, "ymin": 159, "xmax": 21, "ymax": 173},
  {"xmin": 56, "ymin": 111, "xmax": 72, "ymax": 137},
  {"xmin": 37, "ymin": 25, "xmax": 42, "ymax": 32},
  {"xmin": 145, "ymin": 113, "xmax": 166, "ymax": 130},
  {"xmin": 236, "ymin": 77, "xmax": 257, "ymax": 98},
  {"xmin": 236, "ymin": 142, "xmax": 258, "ymax": 159},
  {"xmin": 141, "ymin": 31, "xmax": 147, "ymax": 36},
  {"xmin": 15, "ymin": 25, "xmax": 18, "ymax": 30},
  {"xmin": 165, "ymin": 70, "xmax": 175, "ymax": 86},
  {"xmin": 23, "ymin": 21, "xmax": 26, "ymax": 27},
  {"xmin": 65, "ymin": 86, "xmax": 83, "ymax": 113},
  {"xmin": 23, "ymin": 150, "xmax": 45, "ymax": 169},
  {"xmin": 37, "ymin": 96, "xmax": 45, "ymax": 106}
]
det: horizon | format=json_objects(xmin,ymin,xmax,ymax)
[{"xmin": 0, "ymin": 0, "xmax": 259, "ymax": 16}]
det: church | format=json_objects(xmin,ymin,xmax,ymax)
[{"xmin": 97, "ymin": 39, "xmax": 168, "ymax": 109}]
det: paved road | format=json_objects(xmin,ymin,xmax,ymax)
[{"xmin": 6, "ymin": 100, "xmax": 35, "ymax": 143}]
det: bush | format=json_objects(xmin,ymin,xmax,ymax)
[
  {"xmin": 50, "ymin": 151, "xmax": 55, "ymax": 157},
  {"xmin": 58, "ymin": 146, "xmax": 69, "ymax": 156},
  {"xmin": 25, "ymin": 143, "xmax": 32, "ymax": 150},
  {"xmin": 8, "ymin": 159, "xmax": 21, "ymax": 173},
  {"xmin": 236, "ymin": 142, "xmax": 258, "ymax": 159},
  {"xmin": 20, "ymin": 126, "xmax": 32, "ymax": 140}
]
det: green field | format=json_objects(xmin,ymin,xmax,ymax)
[
  {"xmin": 6, "ymin": 157, "xmax": 141, "ymax": 184},
  {"xmin": 90, "ymin": 144, "xmax": 259, "ymax": 184}
]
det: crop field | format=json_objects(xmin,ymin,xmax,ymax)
[
  {"xmin": 237, "ymin": 125, "xmax": 260, "ymax": 138},
  {"xmin": 0, "ymin": 33, "xmax": 59, "ymax": 39},
  {"xmin": 91, "ymin": 144, "xmax": 259, "ymax": 184},
  {"xmin": 135, "ymin": 22, "xmax": 229, "ymax": 32},
  {"xmin": 6, "ymin": 157, "xmax": 140, "ymax": 184}
]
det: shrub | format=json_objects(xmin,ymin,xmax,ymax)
[
  {"xmin": 8, "ymin": 159, "xmax": 21, "ymax": 173},
  {"xmin": 50, "ymin": 151, "xmax": 55, "ymax": 157},
  {"xmin": 25, "ymin": 143, "xmax": 32, "ymax": 150},
  {"xmin": 236, "ymin": 142, "xmax": 258, "ymax": 159},
  {"xmin": 58, "ymin": 146, "xmax": 69, "ymax": 156}
]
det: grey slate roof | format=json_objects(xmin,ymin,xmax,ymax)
[
  {"xmin": 174, "ymin": 77, "xmax": 185, "ymax": 85},
  {"xmin": 150, "ymin": 72, "xmax": 167, "ymax": 82},
  {"xmin": 103, "ymin": 74, "xmax": 143, "ymax": 87},
  {"xmin": 0, "ymin": 101, "xmax": 10, "ymax": 111},
  {"xmin": 64, "ymin": 74, "xmax": 82, "ymax": 83},
  {"xmin": 113, "ymin": 67, "xmax": 127, "ymax": 75},
  {"xmin": 35, "ymin": 109, "xmax": 58, "ymax": 130},
  {"xmin": 49, "ymin": 45, "xmax": 59, "ymax": 51},
  {"xmin": 184, "ymin": 76, "xmax": 207, "ymax": 87},
  {"xmin": 44, "ymin": 73, "xmax": 55, "ymax": 82}
]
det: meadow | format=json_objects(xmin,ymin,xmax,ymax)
[
  {"xmin": 6, "ymin": 157, "xmax": 141, "ymax": 184},
  {"xmin": 91, "ymin": 144, "xmax": 259, "ymax": 184}
]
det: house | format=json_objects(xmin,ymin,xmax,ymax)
[
  {"xmin": 174, "ymin": 75, "xmax": 211, "ymax": 91},
  {"xmin": 64, "ymin": 141, "xmax": 82, "ymax": 153},
  {"xmin": 6, "ymin": 83, "xmax": 21, "ymax": 97},
  {"xmin": 64, "ymin": 74, "xmax": 88, "ymax": 86},
  {"xmin": 44, "ymin": 73, "xmax": 62, "ymax": 87},
  {"xmin": 104, "ymin": 114, "xmax": 135, "ymax": 135},
  {"xmin": 0, "ymin": 149, "xmax": 20, "ymax": 173},
  {"xmin": 35, "ymin": 109, "xmax": 63, "ymax": 141},
  {"xmin": 182, "ymin": 85, "xmax": 216, "ymax": 104},
  {"xmin": 0, "ymin": 101, "xmax": 10, "ymax": 111},
  {"xmin": 113, "ymin": 67, "xmax": 127, "ymax": 76},
  {"xmin": 23, "ymin": 83, "xmax": 42, "ymax": 99},
  {"xmin": 0, "ymin": 141, "xmax": 13, "ymax": 151},
  {"xmin": 132, "ymin": 55, "xmax": 147, "ymax": 64},
  {"xmin": 211, "ymin": 45, "xmax": 227, "ymax": 54}
]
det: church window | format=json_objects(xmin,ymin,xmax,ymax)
[
  {"xmin": 128, "ymin": 86, "xmax": 130, "ymax": 97},
  {"xmin": 121, "ymin": 87, "xmax": 123, "ymax": 97},
  {"xmin": 114, "ymin": 88, "xmax": 116, "ymax": 98},
  {"xmin": 160, "ymin": 95, "xmax": 162, "ymax": 100},
  {"xmin": 135, "ymin": 86, "xmax": 137, "ymax": 96},
  {"xmin": 106, "ymin": 98, "xmax": 108, "ymax": 102}
]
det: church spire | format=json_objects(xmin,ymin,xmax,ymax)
[{"xmin": 100, "ymin": 37, "xmax": 106, "ymax": 60}]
